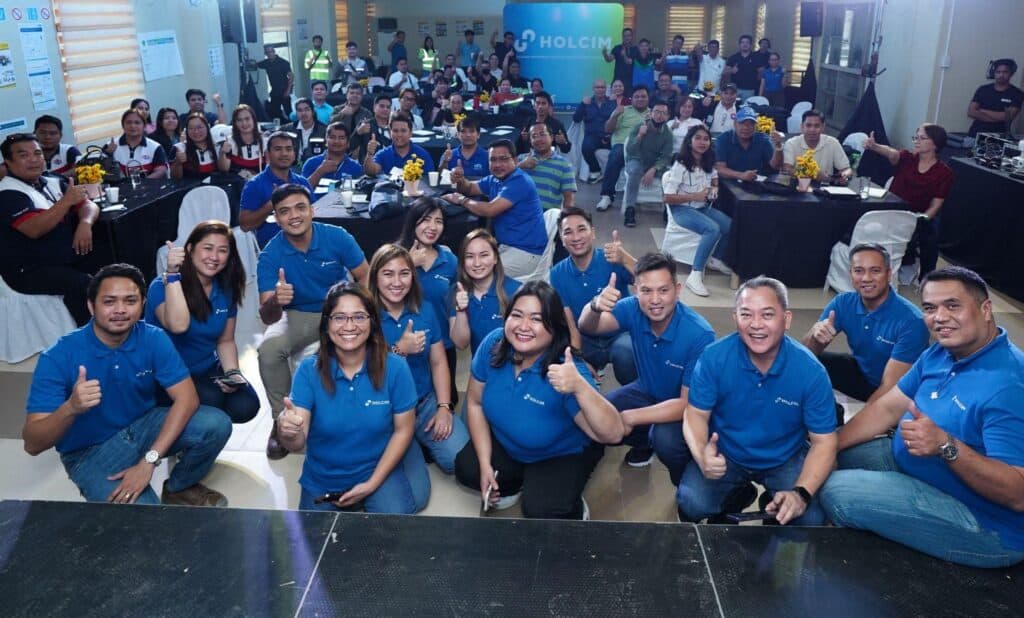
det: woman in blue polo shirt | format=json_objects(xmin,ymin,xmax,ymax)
[
  {"xmin": 218, "ymin": 104, "xmax": 267, "ymax": 179},
  {"xmin": 145, "ymin": 221, "xmax": 259, "ymax": 423},
  {"xmin": 449, "ymin": 229, "xmax": 521, "ymax": 355},
  {"xmin": 279, "ymin": 282, "xmax": 430, "ymax": 514},
  {"xmin": 171, "ymin": 113, "xmax": 218, "ymax": 180},
  {"xmin": 453, "ymin": 281, "xmax": 624, "ymax": 519},
  {"xmin": 368, "ymin": 244, "xmax": 469, "ymax": 473}
]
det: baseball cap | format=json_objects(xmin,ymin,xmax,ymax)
[
  {"xmin": 721, "ymin": 82, "xmax": 738, "ymax": 93},
  {"xmin": 735, "ymin": 106, "xmax": 758, "ymax": 123}
]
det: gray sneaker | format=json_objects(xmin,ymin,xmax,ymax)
[{"xmin": 162, "ymin": 482, "xmax": 228, "ymax": 507}]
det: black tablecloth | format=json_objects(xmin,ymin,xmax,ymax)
[
  {"xmin": 720, "ymin": 179, "xmax": 908, "ymax": 287},
  {"xmin": 938, "ymin": 157, "xmax": 1024, "ymax": 301}
]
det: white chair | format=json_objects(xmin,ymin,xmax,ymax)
[
  {"xmin": 232, "ymin": 228, "xmax": 261, "ymax": 290},
  {"xmin": 660, "ymin": 204, "xmax": 701, "ymax": 265},
  {"xmin": 210, "ymin": 124, "xmax": 232, "ymax": 145},
  {"xmin": 825, "ymin": 210, "xmax": 921, "ymax": 293},
  {"xmin": 535, "ymin": 208, "xmax": 562, "ymax": 282},
  {"xmin": 617, "ymin": 134, "xmax": 664, "ymax": 208},
  {"xmin": 884, "ymin": 176, "xmax": 893, "ymax": 190},
  {"xmin": 745, "ymin": 95, "xmax": 770, "ymax": 107},
  {"xmin": 788, "ymin": 101, "xmax": 813, "ymax": 134},
  {"xmin": 843, "ymin": 132, "xmax": 869, "ymax": 153},
  {"xmin": 155, "ymin": 185, "xmax": 231, "ymax": 275},
  {"xmin": 0, "ymin": 275, "xmax": 76, "ymax": 363},
  {"xmin": 367, "ymin": 76, "xmax": 386, "ymax": 92}
]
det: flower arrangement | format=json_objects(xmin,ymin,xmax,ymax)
[
  {"xmin": 75, "ymin": 163, "xmax": 105, "ymax": 185},
  {"xmin": 478, "ymin": 91, "xmax": 490, "ymax": 104},
  {"xmin": 755, "ymin": 115, "xmax": 775, "ymax": 135},
  {"xmin": 402, "ymin": 155, "xmax": 425, "ymax": 182},
  {"xmin": 452, "ymin": 112, "xmax": 466, "ymax": 127},
  {"xmin": 794, "ymin": 149, "xmax": 819, "ymax": 179},
  {"xmin": 703, "ymin": 80, "xmax": 715, "ymax": 92},
  {"xmin": 357, "ymin": 78, "xmax": 369, "ymax": 88}
]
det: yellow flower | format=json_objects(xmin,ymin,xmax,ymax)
[
  {"xmin": 403, "ymin": 155, "xmax": 424, "ymax": 181},
  {"xmin": 794, "ymin": 149, "xmax": 820, "ymax": 179},
  {"xmin": 479, "ymin": 91, "xmax": 490, "ymax": 103},
  {"xmin": 75, "ymin": 163, "xmax": 106, "ymax": 184},
  {"xmin": 453, "ymin": 112, "xmax": 466, "ymax": 127},
  {"xmin": 755, "ymin": 115, "xmax": 775, "ymax": 134},
  {"xmin": 703, "ymin": 80, "xmax": 715, "ymax": 92}
]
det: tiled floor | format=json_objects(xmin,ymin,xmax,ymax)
[{"xmin": 1, "ymin": 179, "xmax": 1022, "ymax": 523}]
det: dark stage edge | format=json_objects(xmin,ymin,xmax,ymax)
[{"xmin": 0, "ymin": 500, "xmax": 1021, "ymax": 617}]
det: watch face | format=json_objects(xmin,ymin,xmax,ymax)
[{"xmin": 145, "ymin": 450, "xmax": 160, "ymax": 464}]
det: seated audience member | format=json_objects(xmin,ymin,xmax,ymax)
[
  {"xmin": 23, "ymin": 263, "xmax": 231, "ymax": 506},
  {"xmin": 171, "ymin": 113, "xmax": 218, "ymax": 181},
  {"xmin": 454, "ymin": 281, "xmax": 625, "ymax": 519},
  {"xmin": 783, "ymin": 109, "xmax": 852, "ymax": 183},
  {"xmin": 759, "ymin": 52, "xmax": 786, "ymax": 107},
  {"xmin": 432, "ymin": 92, "xmax": 469, "ymax": 128},
  {"xmin": 467, "ymin": 58, "xmax": 497, "ymax": 94},
  {"xmin": 34, "ymin": 115, "xmax": 80, "ymax": 176},
  {"xmin": 368, "ymin": 244, "xmax": 469, "ymax": 472},
  {"xmin": 572, "ymin": 78, "xmax": 616, "ymax": 184},
  {"xmin": 349, "ymin": 95, "xmax": 394, "ymax": 163},
  {"xmin": 491, "ymin": 78, "xmax": 517, "ymax": 106},
  {"xmin": 700, "ymin": 82, "xmax": 740, "ymax": 133},
  {"xmin": 579, "ymin": 252, "xmax": 715, "ymax": 483},
  {"xmin": 420, "ymin": 79, "xmax": 450, "ymax": 125},
  {"xmin": 822, "ymin": 267, "xmax": 1024, "ymax": 568},
  {"xmin": 0, "ymin": 133, "xmax": 100, "ymax": 326},
  {"xmin": 302, "ymin": 122, "xmax": 362, "ymax": 185},
  {"xmin": 278, "ymin": 282, "xmax": 430, "ymax": 514},
  {"xmin": 517, "ymin": 122, "xmax": 577, "ymax": 211},
  {"xmin": 146, "ymin": 222, "xmax": 260, "ymax": 424},
  {"xmin": 328, "ymin": 83, "xmax": 372, "ymax": 139},
  {"xmin": 149, "ymin": 107, "xmax": 181, "ymax": 161},
  {"xmin": 714, "ymin": 106, "xmax": 784, "ymax": 180},
  {"xmin": 967, "ymin": 58, "xmax": 1022, "ymax": 136},
  {"xmin": 287, "ymin": 81, "xmax": 331, "ymax": 126},
  {"xmin": 450, "ymin": 229, "xmax": 522, "ymax": 355},
  {"xmin": 335, "ymin": 41, "xmax": 369, "ymax": 85},
  {"xmin": 178, "ymin": 88, "xmax": 226, "ymax": 128},
  {"xmin": 130, "ymin": 98, "xmax": 156, "ymax": 133},
  {"xmin": 239, "ymin": 132, "xmax": 313, "ymax": 247},
  {"xmin": 284, "ymin": 97, "xmax": 328, "ymax": 163},
  {"xmin": 678, "ymin": 277, "xmax": 837, "ymax": 524},
  {"xmin": 388, "ymin": 58, "xmax": 419, "ymax": 92},
  {"xmin": 443, "ymin": 139, "xmax": 548, "ymax": 282},
  {"xmin": 652, "ymin": 72, "xmax": 681, "ymax": 117},
  {"xmin": 257, "ymin": 184, "xmax": 369, "ymax": 459},
  {"xmin": 621, "ymin": 101, "xmax": 674, "ymax": 228},
  {"xmin": 669, "ymin": 97, "xmax": 704, "ymax": 154},
  {"xmin": 487, "ymin": 53, "xmax": 504, "ymax": 81},
  {"xmin": 505, "ymin": 60, "xmax": 529, "ymax": 90},
  {"xmin": 597, "ymin": 85, "xmax": 649, "ymax": 212},
  {"xmin": 394, "ymin": 88, "xmax": 425, "ymax": 130},
  {"xmin": 863, "ymin": 124, "xmax": 954, "ymax": 281},
  {"xmin": 550, "ymin": 207, "xmax": 638, "ymax": 386},
  {"xmin": 218, "ymin": 104, "xmax": 266, "ymax": 179},
  {"xmin": 441, "ymin": 61, "xmax": 467, "ymax": 92},
  {"xmin": 363, "ymin": 115, "xmax": 434, "ymax": 177},
  {"xmin": 664, "ymin": 125, "xmax": 733, "ymax": 297},
  {"xmin": 516, "ymin": 91, "xmax": 570, "ymax": 155},
  {"xmin": 802, "ymin": 243, "xmax": 928, "ymax": 424},
  {"xmin": 439, "ymin": 116, "xmax": 488, "ymax": 176},
  {"xmin": 107, "ymin": 108, "xmax": 168, "ymax": 178}
]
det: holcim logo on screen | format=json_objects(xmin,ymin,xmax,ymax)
[{"xmin": 514, "ymin": 29, "xmax": 612, "ymax": 53}]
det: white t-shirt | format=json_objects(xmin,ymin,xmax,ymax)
[
  {"xmin": 710, "ymin": 103, "xmax": 737, "ymax": 133},
  {"xmin": 662, "ymin": 161, "xmax": 718, "ymax": 209},
  {"xmin": 669, "ymin": 117, "xmax": 704, "ymax": 153},
  {"xmin": 388, "ymin": 71, "xmax": 419, "ymax": 92},
  {"xmin": 782, "ymin": 134, "xmax": 851, "ymax": 176},
  {"xmin": 700, "ymin": 55, "xmax": 726, "ymax": 92}
]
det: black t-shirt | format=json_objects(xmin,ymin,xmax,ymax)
[
  {"xmin": 494, "ymin": 42, "xmax": 515, "ymax": 64},
  {"xmin": 258, "ymin": 57, "xmax": 293, "ymax": 93},
  {"xmin": 0, "ymin": 174, "xmax": 78, "ymax": 269},
  {"xmin": 969, "ymin": 83, "xmax": 1024, "ymax": 135},
  {"xmin": 611, "ymin": 44, "xmax": 636, "ymax": 86},
  {"xmin": 727, "ymin": 51, "xmax": 761, "ymax": 90}
]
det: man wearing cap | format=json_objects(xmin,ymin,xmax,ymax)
[
  {"xmin": 714, "ymin": 106, "xmax": 784, "ymax": 181},
  {"xmin": 700, "ymin": 83, "xmax": 741, "ymax": 133}
]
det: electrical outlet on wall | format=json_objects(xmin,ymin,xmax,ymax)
[{"xmin": 939, "ymin": 54, "xmax": 951, "ymax": 69}]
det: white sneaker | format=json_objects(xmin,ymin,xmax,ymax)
[
  {"xmin": 596, "ymin": 195, "xmax": 612, "ymax": 211},
  {"xmin": 581, "ymin": 497, "xmax": 590, "ymax": 521},
  {"xmin": 707, "ymin": 257, "xmax": 733, "ymax": 275},
  {"xmin": 685, "ymin": 271, "xmax": 709, "ymax": 297},
  {"xmin": 492, "ymin": 491, "xmax": 522, "ymax": 510}
]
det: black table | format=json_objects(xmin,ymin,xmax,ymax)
[
  {"xmin": 719, "ymin": 179, "xmax": 908, "ymax": 287},
  {"xmin": 938, "ymin": 157, "xmax": 1024, "ymax": 301},
  {"xmin": 1, "ymin": 500, "xmax": 1020, "ymax": 616}
]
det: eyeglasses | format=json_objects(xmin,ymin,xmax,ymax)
[
  {"xmin": 911, "ymin": 134, "xmax": 930, "ymax": 142},
  {"xmin": 489, "ymin": 155, "xmax": 513, "ymax": 162},
  {"xmin": 329, "ymin": 313, "xmax": 370, "ymax": 326}
]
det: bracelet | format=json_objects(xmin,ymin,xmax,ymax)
[
  {"xmin": 436, "ymin": 402, "xmax": 454, "ymax": 411},
  {"xmin": 390, "ymin": 343, "xmax": 406, "ymax": 357},
  {"xmin": 589, "ymin": 297, "xmax": 603, "ymax": 314},
  {"xmin": 224, "ymin": 369, "xmax": 242, "ymax": 377},
  {"xmin": 164, "ymin": 272, "xmax": 181, "ymax": 284}
]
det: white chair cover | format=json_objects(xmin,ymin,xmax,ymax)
[
  {"xmin": 210, "ymin": 124, "xmax": 233, "ymax": 145},
  {"xmin": 567, "ymin": 121, "xmax": 585, "ymax": 181},
  {"xmin": 660, "ymin": 204, "xmax": 702, "ymax": 265},
  {"xmin": 0, "ymin": 275, "xmax": 75, "ymax": 363},
  {"xmin": 745, "ymin": 95, "xmax": 770, "ymax": 107},
  {"xmin": 788, "ymin": 101, "xmax": 813, "ymax": 134},
  {"xmin": 155, "ymin": 185, "xmax": 231, "ymax": 275},
  {"xmin": 826, "ymin": 210, "xmax": 921, "ymax": 293},
  {"xmin": 843, "ymin": 132, "xmax": 869, "ymax": 153},
  {"xmin": 232, "ymin": 227, "xmax": 261, "ymax": 289}
]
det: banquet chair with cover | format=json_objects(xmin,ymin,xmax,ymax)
[
  {"xmin": 0, "ymin": 275, "xmax": 76, "ymax": 363},
  {"xmin": 155, "ymin": 185, "xmax": 232, "ymax": 275},
  {"xmin": 825, "ymin": 210, "xmax": 920, "ymax": 293}
]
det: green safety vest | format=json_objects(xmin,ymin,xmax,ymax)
[{"xmin": 305, "ymin": 48, "xmax": 332, "ymax": 81}]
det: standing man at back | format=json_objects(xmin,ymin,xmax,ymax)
[
  {"xmin": 304, "ymin": 35, "xmax": 333, "ymax": 84},
  {"xmin": 258, "ymin": 44, "xmax": 294, "ymax": 123}
]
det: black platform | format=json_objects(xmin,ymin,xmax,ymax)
[{"xmin": 0, "ymin": 500, "xmax": 1021, "ymax": 616}]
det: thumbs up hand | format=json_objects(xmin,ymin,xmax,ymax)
[
  {"xmin": 440, "ymin": 142, "xmax": 453, "ymax": 169},
  {"xmin": 165, "ymin": 241, "xmax": 186, "ymax": 275},
  {"xmin": 900, "ymin": 401, "xmax": 946, "ymax": 457},
  {"xmin": 175, "ymin": 146, "xmax": 188, "ymax": 164},
  {"xmin": 367, "ymin": 133, "xmax": 379, "ymax": 157},
  {"xmin": 69, "ymin": 365, "xmax": 102, "ymax": 415},
  {"xmin": 277, "ymin": 397, "xmax": 305, "ymax": 439},
  {"xmin": 397, "ymin": 319, "xmax": 426, "ymax": 355},
  {"xmin": 604, "ymin": 229, "xmax": 624, "ymax": 264},
  {"xmin": 275, "ymin": 268, "xmax": 294, "ymax": 306},
  {"xmin": 701, "ymin": 432, "xmax": 727, "ymax": 479},
  {"xmin": 811, "ymin": 310, "xmax": 838, "ymax": 346},
  {"xmin": 547, "ymin": 347, "xmax": 584, "ymax": 394},
  {"xmin": 591, "ymin": 272, "xmax": 621, "ymax": 313},
  {"xmin": 451, "ymin": 158, "xmax": 465, "ymax": 185},
  {"xmin": 864, "ymin": 131, "xmax": 877, "ymax": 152},
  {"xmin": 454, "ymin": 281, "xmax": 470, "ymax": 312}
]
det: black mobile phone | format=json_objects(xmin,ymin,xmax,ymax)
[
  {"xmin": 725, "ymin": 511, "xmax": 774, "ymax": 523},
  {"xmin": 314, "ymin": 492, "xmax": 345, "ymax": 504}
]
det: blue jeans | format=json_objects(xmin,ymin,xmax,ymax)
[
  {"xmin": 297, "ymin": 443, "xmax": 431, "ymax": 514},
  {"xmin": 414, "ymin": 391, "xmax": 470, "ymax": 474},
  {"xmin": 59, "ymin": 405, "xmax": 232, "ymax": 503},
  {"xmin": 669, "ymin": 205, "xmax": 732, "ymax": 272},
  {"xmin": 606, "ymin": 381, "xmax": 691, "ymax": 485},
  {"xmin": 580, "ymin": 331, "xmax": 637, "ymax": 386},
  {"xmin": 622, "ymin": 158, "xmax": 648, "ymax": 211},
  {"xmin": 600, "ymin": 144, "xmax": 626, "ymax": 199},
  {"xmin": 677, "ymin": 445, "xmax": 826, "ymax": 525},
  {"xmin": 821, "ymin": 438, "xmax": 1024, "ymax": 568},
  {"xmin": 582, "ymin": 131, "xmax": 609, "ymax": 173},
  {"xmin": 159, "ymin": 363, "xmax": 262, "ymax": 424}
]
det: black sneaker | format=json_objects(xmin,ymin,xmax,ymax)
[
  {"xmin": 623, "ymin": 446, "xmax": 654, "ymax": 467},
  {"xmin": 707, "ymin": 483, "xmax": 760, "ymax": 523},
  {"xmin": 624, "ymin": 206, "xmax": 637, "ymax": 228}
]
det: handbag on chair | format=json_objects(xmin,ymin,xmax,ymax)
[{"xmin": 74, "ymin": 145, "xmax": 124, "ymax": 183}]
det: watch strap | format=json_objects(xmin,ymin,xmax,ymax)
[{"xmin": 792, "ymin": 486, "xmax": 812, "ymax": 504}]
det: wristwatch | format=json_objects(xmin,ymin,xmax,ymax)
[
  {"xmin": 589, "ymin": 297, "xmax": 603, "ymax": 314},
  {"xmin": 144, "ymin": 449, "xmax": 162, "ymax": 465},
  {"xmin": 436, "ymin": 402, "xmax": 454, "ymax": 411},
  {"xmin": 792, "ymin": 486, "xmax": 812, "ymax": 505},
  {"xmin": 939, "ymin": 434, "xmax": 959, "ymax": 462}
]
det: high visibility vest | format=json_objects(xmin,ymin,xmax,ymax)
[{"xmin": 305, "ymin": 49, "xmax": 332, "ymax": 81}]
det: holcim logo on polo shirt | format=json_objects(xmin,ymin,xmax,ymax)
[
  {"xmin": 951, "ymin": 395, "xmax": 967, "ymax": 411},
  {"xmin": 876, "ymin": 335, "xmax": 896, "ymax": 345},
  {"xmin": 320, "ymin": 260, "xmax": 337, "ymax": 268},
  {"xmin": 514, "ymin": 29, "xmax": 612, "ymax": 53},
  {"xmin": 523, "ymin": 393, "xmax": 545, "ymax": 406},
  {"xmin": 136, "ymin": 369, "xmax": 154, "ymax": 378},
  {"xmin": 215, "ymin": 308, "xmax": 228, "ymax": 315},
  {"xmin": 774, "ymin": 396, "xmax": 799, "ymax": 407},
  {"xmin": 664, "ymin": 359, "xmax": 685, "ymax": 370},
  {"xmin": 365, "ymin": 399, "xmax": 389, "ymax": 407}
]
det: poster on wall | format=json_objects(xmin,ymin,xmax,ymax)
[
  {"xmin": 435, "ymin": 22, "xmax": 447, "ymax": 38},
  {"xmin": 472, "ymin": 21, "xmax": 485, "ymax": 36},
  {"xmin": 454, "ymin": 21, "xmax": 470, "ymax": 35},
  {"xmin": 18, "ymin": 24, "xmax": 55, "ymax": 110},
  {"xmin": 0, "ymin": 117, "xmax": 28, "ymax": 136},
  {"xmin": 0, "ymin": 43, "xmax": 16, "ymax": 89},
  {"xmin": 418, "ymin": 21, "xmax": 430, "ymax": 36},
  {"xmin": 208, "ymin": 45, "xmax": 225, "ymax": 77},
  {"xmin": 137, "ymin": 31, "xmax": 184, "ymax": 82}
]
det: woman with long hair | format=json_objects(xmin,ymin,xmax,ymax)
[
  {"xmin": 453, "ymin": 281, "xmax": 624, "ymax": 519},
  {"xmin": 145, "ymin": 221, "xmax": 259, "ymax": 423},
  {"xmin": 218, "ymin": 104, "xmax": 266, "ymax": 179},
  {"xmin": 450, "ymin": 229, "xmax": 521, "ymax": 355},
  {"xmin": 662, "ymin": 124, "xmax": 732, "ymax": 297},
  {"xmin": 418, "ymin": 36, "xmax": 439, "ymax": 76},
  {"xmin": 277, "ymin": 282, "xmax": 430, "ymax": 514},
  {"xmin": 171, "ymin": 113, "xmax": 218, "ymax": 180},
  {"xmin": 149, "ymin": 107, "xmax": 181, "ymax": 160},
  {"xmin": 106, "ymin": 108, "xmax": 169, "ymax": 178},
  {"xmin": 368, "ymin": 244, "xmax": 469, "ymax": 473}
]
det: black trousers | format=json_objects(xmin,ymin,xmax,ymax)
[
  {"xmin": 265, "ymin": 92, "xmax": 293, "ymax": 123},
  {"xmin": 820, "ymin": 351, "xmax": 877, "ymax": 426},
  {"xmin": 445, "ymin": 345, "xmax": 459, "ymax": 407},
  {"xmin": 2, "ymin": 253, "xmax": 107, "ymax": 326},
  {"xmin": 454, "ymin": 432, "xmax": 604, "ymax": 520}
]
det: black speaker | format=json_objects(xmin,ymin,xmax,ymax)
[
  {"xmin": 242, "ymin": 0, "xmax": 258, "ymax": 43},
  {"xmin": 378, "ymin": 18, "xmax": 398, "ymax": 32},
  {"xmin": 800, "ymin": 2, "xmax": 824, "ymax": 38},
  {"xmin": 219, "ymin": 0, "xmax": 258, "ymax": 43}
]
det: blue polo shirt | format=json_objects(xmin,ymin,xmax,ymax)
[
  {"xmin": 689, "ymin": 333, "xmax": 836, "ymax": 470},
  {"xmin": 26, "ymin": 322, "xmax": 189, "ymax": 454},
  {"xmin": 550, "ymin": 249, "xmax": 634, "ymax": 322},
  {"xmin": 611, "ymin": 297, "xmax": 715, "ymax": 401},
  {"xmin": 471, "ymin": 328, "xmax": 594, "ymax": 463},
  {"xmin": 714, "ymin": 130, "xmax": 776, "ymax": 175},
  {"xmin": 477, "ymin": 168, "xmax": 547, "ymax": 255},
  {"xmin": 239, "ymin": 168, "xmax": 313, "ymax": 247},
  {"xmin": 380, "ymin": 304, "xmax": 443, "ymax": 399},
  {"xmin": 451, "ymin": 276, "xmax": 522, "ymax": 354},
  {"xmin": 448, "ymin": 146, "xmax": 489, "ymax": 177},
  {"xmin": 373, "ymin": 144, "xmax": 435, "ymax": 175},
  {"xmin": 418, "ymin": 245, "xmax": 458, "ymax": 348},
  {"xmin": 145, "ymin": 278, "xmax": 238, "ymax": 374},
  {"xmin": 822, "ymin": 287, "xmax": 929, "ymax": 387},
  {"xmin": 290, "ymin": 101, "xmax": 333, "ymax": 125},
  {"xmin": 257, "ymin": 222, "xmax": 366, "ymax": 312},
  {"xmin": 300, "ymin": 155, "xmax": 363, "ymax": 182},
  {"xmin": 290, "ymin": 353, "xmax": 418, "ymax": 495},
  {"xmin": 893, "ymin": 328, "xmax": 1024, "ymax": 551}
]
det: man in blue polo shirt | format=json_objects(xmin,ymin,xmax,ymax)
[
  {"xmin": 439, "ymin": 116, "xmax": 489, "ymax": 176},
  {"xmin": 443, "ymin": 138, "xmax": 549, "ymax": 282},
  {"xmin": 302, "ymin": 122, "xmax": 363, "ymax": 186},
  {"xmin": 239, "ymin": 132, "xmax": 312, "ymax": 247},
  {"xmin": 578, "ymin": 252, "xmax": 715, "ymax": 484},
  {"xmin": 714, "ymin": 106, "xmax": 784, "ymax": 181},
  {"xmin": 363, "ymin": 115, "xmax": 435, "ymax": 177},
  {"xmin": 22, "ymin": 263, "xmax": 231, "ymax": 506},
  {"xmin": 678, "ymin": 276, "xmax": 838, "ymax": 525},
  {"xmin": 822, "ymin": 267, "xmax": 1024, "ymax": 568},
  {"xmin": 802, "ymin": 243, "xmax": 929, "ymax": 423},
  {"xmin": 257, "ymin": 184, "xmax": 368, "ymax": 459},
  {"xmin": 551, "ymin": 207, "xmax": 637, "ymax": 386}
]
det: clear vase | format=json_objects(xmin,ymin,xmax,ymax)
[
  {"xmin": 404, "ymin": 179, "xmax": 422, "ymax": 196},
  {"xmin": 797, "ymin": 177, "xmax": 812, "ymax": 192}
]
